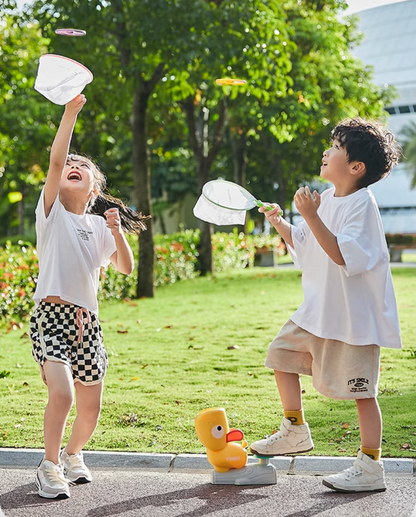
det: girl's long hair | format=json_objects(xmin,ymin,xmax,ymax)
[{"xmin": 68, "ymin": 153, "xmax": 150, "ymax": 234}]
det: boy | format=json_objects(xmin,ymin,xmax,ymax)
[{"xmin": 250, "ymin": 118, "xmax": 402, "ymax": 493}]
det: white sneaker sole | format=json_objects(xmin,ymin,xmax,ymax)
[
  {"xmin": 249, "ymin": 444, "xmax": 314, "ymax": 457},
  {"xmin": 322, "ymin": 479, "xmax": 387, "ymax": 493},
  {"xmin": 65, "ymin": 475, "xmax": 92, "ymax": 484},
  {"xmin": 35, "ymin": 476, "xmax": 70, "ymax": 499}
]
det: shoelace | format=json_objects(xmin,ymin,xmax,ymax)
[
  {"xmin": 65, "ymin": 452, "xmax": 83, "ymax": 469},
  {"xmin": 44, "ymin": 464, "xmax": 67, "ymax": 484},
  {"xmin": 343, "ymin": 465, "xmax": 363, "ymax": 480},
  {"xmin": 266, "ymin": 431, "xmax": 285, "ymax": 444}
]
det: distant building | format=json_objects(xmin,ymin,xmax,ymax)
[{"xmin": 353, "ymin": 0, "xmax": 416, "ymax": 235}]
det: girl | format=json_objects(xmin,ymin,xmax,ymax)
[{"xmin": 30, "ymin": 94, "xmax": 149, "ymax": 499}]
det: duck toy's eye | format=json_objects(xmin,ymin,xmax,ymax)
[{"xmin": 211, "ymin": 425, "xmax": 224, "ymax": 439}]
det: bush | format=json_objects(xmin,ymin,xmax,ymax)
[
  {"xmin": 154, "ymin": 229, "xmax": 200, "ymax": 287},
  {"xmin": 385, "ymin": 234, "xmax": 416, "ymax": 246},
  {"xmin": 0, "ymin": 229, "xmax": 283, "ymax": 324},
  {"xmin": 0, "ymin": 241, "xmax": 38, "ymax": 323}
]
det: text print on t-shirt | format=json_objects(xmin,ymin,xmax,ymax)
[{"xmin": 77, "ymin": 229, "xmax": 93, "ymax": 241}]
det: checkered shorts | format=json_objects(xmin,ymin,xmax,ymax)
[{"xmin": 30, "ymin": 302, "xmax": 108, "ymax": 385}]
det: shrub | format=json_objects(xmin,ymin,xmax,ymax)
[
  {"xmin": 0, "ymin": 241, "xmax": 38, "ymax": 323},
  {"xmin": 385, "ymin": 234, "xmax": 416, "ymax": 246},
  {"xmin": 154, "ymin": 229, "xmax": 200, "ymax": 287},
  {"xmin": 0, "ymin": 229, "xmax": 283, "ymax": 324}
]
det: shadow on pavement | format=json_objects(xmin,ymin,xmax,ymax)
[{"xmin": 86, "ymin": 483, "xmax": 268, "ymax": 517}]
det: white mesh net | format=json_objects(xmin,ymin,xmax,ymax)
[
  {"xmin": 193, "ymin": 194, "xmax": 246, "ymax": 225},
  {"xmin": 193, "ymin": 180, "xmax": 260, "ymax": 225},
  {"xmin": 34, "ymin": 54, "xmax": 93, "ymax": 105}
]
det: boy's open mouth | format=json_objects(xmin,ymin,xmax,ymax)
[{"xmin": 68, "ymin": 171, "xmax": 82, "ymax": 181}]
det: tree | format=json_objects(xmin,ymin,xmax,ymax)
[
  {"xmin": 228, "ymin": 0, "xmax": 397, "ymax": 215},
  {"xmin": 29, "ymin": 0, "xmax": 209, "ymax": 297},
  {"xmin": 400, "ymin": 121, "xmax": 416, "ymax": 188},
  {"xmin": 0, "ymin": 6, "xmax": 57, "ymax": 239},
  {"xmin": 175, "ymin": 0, "xmax": 293, "ymax": 274}
]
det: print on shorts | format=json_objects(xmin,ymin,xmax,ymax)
[{"xmin": 348, "ymin": 377, "xmax": 369, "ymax": 393}]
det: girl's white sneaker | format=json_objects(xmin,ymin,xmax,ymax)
[
  {"xmin": 60, "ymin": 450, "xmax": 92, "ymax": 484},
  {"xmin": 36, "ymin": 459, "xmax": 70, "ymax": 499},
  {"xmin": 323, "ymin": 450, "xmax": 386, "ymax": 493}
]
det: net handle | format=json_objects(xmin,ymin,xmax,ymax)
[{"xmin": 255, "ymin": 200, "xmax": 283, "ymax": 216}]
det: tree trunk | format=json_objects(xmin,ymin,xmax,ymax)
[
  {"xmin": 131, "ymin": 64, "xmax": 166, "ymax": 298},
  {"xmin": 181, "ymin": 96, "xmax": 228, "ymax": 275},
  {"xmin": 231, "ymin": 132, "xmax": 248, "ymax": 233},
  {"xmin": 268, "ymin": 143, "xmax": 287, "ymax": 215},
  {"xmin": 198, "ymin": 162, "xmax": 213, "ymax": 276},
  {"xmin": 132, "ymin": 83, "xmax": 155, "ymax": 298},
  {"xmin": 231, "ymin": 133, "xmax": 248, "ymax": 187}
]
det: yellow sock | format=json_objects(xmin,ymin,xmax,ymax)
[
  {"xmin": 284, "ymin": 410, "xmax": 305, "ymax": 425},
  {"xmin": 361, "ymin": 446, "xmax": 381, "ymax": 461}
]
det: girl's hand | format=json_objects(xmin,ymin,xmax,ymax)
[
  {"xmin": 258, "ymin": 203, "xmax": 283, "ymax": 225},
  {"xmin": 64, "ymin": 94, "xmax": 86, "ymax": 117},
  {"xmin": 104, "ymin": 208, "xmax": 122, "ymax": 235},
  {"xmin": 294, "ymin": 186, "xmax": 320, "ymax": 219}
]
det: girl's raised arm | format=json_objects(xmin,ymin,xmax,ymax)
[{"xmin": 43, "ymin": 95, "xmax": 86, "ymax": 217}]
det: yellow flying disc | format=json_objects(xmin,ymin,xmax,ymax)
[{"xmin": 215, "ymin": 78, "xmax": 246, "ymax": 86}]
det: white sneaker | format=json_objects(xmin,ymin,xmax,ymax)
[
  {"xmin": 322, "ymin": 450, "xmax": 386, "ymax": 493},
  {"xmin": 60, "ymin": 450, "xmax": 92, "ymax": 484},
  {"xmin": 250, "ymin": 418, "xmax": 314, "ymax": 456},
  {"xmin": 36, "ymin": 459, "xmax": 70, "ymax": 499}
]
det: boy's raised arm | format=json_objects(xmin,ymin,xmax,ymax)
[{"xmin": 43, "ymin": 95, "xmax": 86, "ymax": 217}]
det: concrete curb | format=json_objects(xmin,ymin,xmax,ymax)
[{"xmin": 1, "ymin": 448, "xmax": 414, "ymax": 476}]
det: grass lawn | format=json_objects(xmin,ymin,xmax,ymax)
[{"xmin": 1, "ymin": 266, "xmax": 415, "ymax": 458}]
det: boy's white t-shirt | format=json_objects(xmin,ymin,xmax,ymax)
[
  {"xmin": 288, "ymin": 187, "xmax": 401, "ymax": 349},
  {"xmin": 33, "ymin": 191, "xmax": 117, "ymax": 315}
]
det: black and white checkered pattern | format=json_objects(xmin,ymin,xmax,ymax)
[{"xmin": 30, "ymin": 303, "xmax": 108, "ymax": 385}]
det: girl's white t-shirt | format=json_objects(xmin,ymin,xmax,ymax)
[
  {"xmin": 33, "ymin": 191, "xmax": 117, "ymax": 314},
  {"xmin": 288, "ymin": 187, "xmax": 401, "ymax": 349}
]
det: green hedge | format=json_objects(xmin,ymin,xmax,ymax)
[
  {"xmin": 0, "ymin": 230, "xmax": 283, "ymax": 324},
  {"xmin": 385, "ymin": 234, "xmax": 416, "ymax": 246}
]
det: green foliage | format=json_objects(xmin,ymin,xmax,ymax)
[
  {"xmin": 0, "ymin": 230, "xmax": 282, "ymax": 323},
  {"xmin": 154, "ymin": 229, "xmax": 200, "ymax": 287},
  {"xmin": 400, "ymin": 121, "xmax": 416, "ymax": 188},
  {"xmin": 0, "ymin": 241, "xmax": 38, "ymax": 322},
  {"xmin": 386, "ymin": 234, "xmax": 416, "ymax": 246}
]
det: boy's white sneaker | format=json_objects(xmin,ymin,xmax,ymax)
[
  {"xmin": 60, "ymin": 450, "xmax": 92, "ymax": 484},
  {"xmin": 36, "ymin": 459, "xmax": 70, "ymax": 499},
  {"xmin": 249, "ymin": 417, "xmax": 314, "ymax": 456},
  {"xmin": 322, "ymin": 450, "xmax": 386, "ymax": 493}
]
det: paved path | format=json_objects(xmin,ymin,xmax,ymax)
[{"xmin": 1, "ymin": 467, "xmax": 416, "ymax": 517}]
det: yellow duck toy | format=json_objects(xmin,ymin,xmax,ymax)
[{"xmin": 195, "ymin": 407, "xmax": 248, "ymax": 473}]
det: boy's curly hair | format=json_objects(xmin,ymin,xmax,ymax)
[{"xmin": 331, "ymin": 117, "xmax": 402, "ymax": 188}]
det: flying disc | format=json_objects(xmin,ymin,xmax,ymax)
[
  {"xmin": 215, "ymin": 78, "xmax": 246, "ymax": 86},
  {"xmin": 55, "ymin": 28, "xmax": 86, "ymax": 36},
  {"xmin": 34, "ymin": 54, "xmax": 93, "ymax": 105}
]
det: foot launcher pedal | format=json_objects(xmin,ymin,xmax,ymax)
[{"xmin": 211, "ymin": 456, "xmax": 277, "ymax": 485}]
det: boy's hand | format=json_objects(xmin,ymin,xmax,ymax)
[
  {"xmin": 64, "ymin": 94, "xmax": 86, "ymax": 117},
  {"xmin": 258, "ymin": 203, "xmax": 283, "ymax": 224},
  {"xmin": 104, "ymin": 208, "xmax": 122, "ymax": 236},
  {"xmin": 294, "ymin": 186, "xmax": 320, "ymax": 219}
]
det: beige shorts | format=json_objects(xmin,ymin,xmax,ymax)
[{"xmin": 265, "ymin": 320, "xmax": 380, "ymax": 400}]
